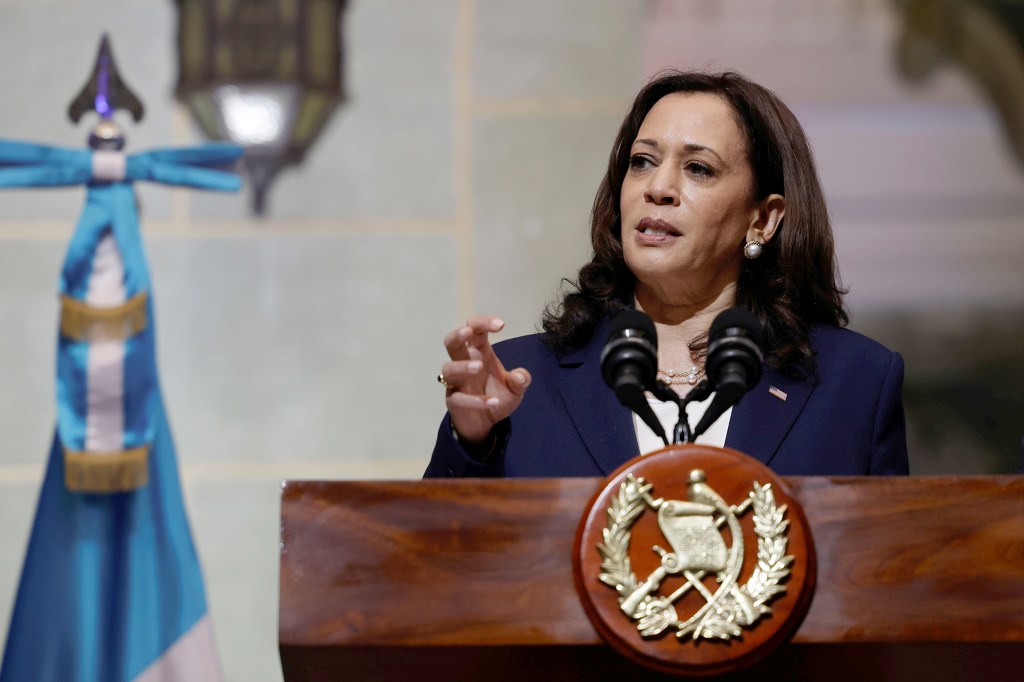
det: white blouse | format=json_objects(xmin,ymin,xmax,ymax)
[{"xmin": 633, "ymin": 392, "xmax": 733, "ymax": 454}]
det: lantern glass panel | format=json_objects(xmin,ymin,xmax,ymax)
[{"xmin": 212, "ymin": 84, "xmax": 299, "ymax": 149}]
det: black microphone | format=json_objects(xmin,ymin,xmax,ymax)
[
  {"xmin": 600, "ymin": 309, "xmax": 669, "ymax": 446},
  {"xmin": 691, "ymin": 307, "xmax": 764, "ymax": 439}
]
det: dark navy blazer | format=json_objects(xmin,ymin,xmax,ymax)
[{"xmin": 425, "ymin": 321, "xmax": 909, "ymax": 478}]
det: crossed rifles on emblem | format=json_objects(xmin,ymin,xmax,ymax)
[{"xmin": 599, "ymin": 469, "xmax": 793, "ymax": 641}]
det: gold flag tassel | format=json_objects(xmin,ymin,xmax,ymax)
[
  {"xmin": 60, "ymin": 291, "xmax": 148, "ymax": 342},
  {"xmin": 64, "ymin": 445, "xmax": 149, "ymax": 493}
]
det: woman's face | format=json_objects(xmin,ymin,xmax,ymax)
[{"xmin": 619, "ymin": 91, "xmax": 779, "ymax": 305}]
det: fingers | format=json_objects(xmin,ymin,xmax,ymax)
[
  {"xmin": 439, "ymin": 360, "xmax": 530, "ymax": 397},
  {"xmin": 506, "ymin": 368, "xmax": 532, "ymax": 397},
  {"xmin": 443, "ymin": 360, "xmax": 530, "ymax": 444},
  {"xmin": 464, "ymin": 315, "xmax": 505, "ymax": 333},
  {"xmin": 446, "ymin": 392, "xmax": 499, "ymax": 410},
  {"xmin": 443, "ymin": 316, "xmax": 505, "ymax": 361},
  {"xmin": 439, "ymin": 316, "xmax": 530, "ymax": 437},
  {"xmin": 439, "ymin": 359, "xmax": 484, "ymax": 389}
]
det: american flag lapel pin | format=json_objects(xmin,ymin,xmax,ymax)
[{"xmin": 769, "ymin": 386, "xmax": 788, "ymax": 401}]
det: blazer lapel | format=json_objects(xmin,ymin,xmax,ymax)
[
  {"xmin": 725, "ymin": 367, "xmax": 813, "ymax": 467},
  {"xmin": 556, "ymin": 322, "xmax": 639, "ymax": 476}
]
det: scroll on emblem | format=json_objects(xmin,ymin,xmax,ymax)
[{"xmin": 574, "ymin": 445, "xmax": 816, "ymax": 677}]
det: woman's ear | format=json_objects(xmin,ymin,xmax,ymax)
[{"xmin": 747, "ymin": 193, "xmax": 785, "ymax": 245}]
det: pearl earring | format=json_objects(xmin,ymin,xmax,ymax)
[{"xmin": 743, "ymin": 240, "xmax": 763, "ymax": 259}]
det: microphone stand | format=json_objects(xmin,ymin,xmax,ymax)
[{"xmin": 649, "ymin": 379, "xmax": 713, "ymax": 445}]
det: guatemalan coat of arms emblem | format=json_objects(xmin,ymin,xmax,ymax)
[{"xmin": 573, "ymin": 444, "xmax": 817, "ymax": 677}]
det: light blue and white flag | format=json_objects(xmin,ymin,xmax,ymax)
[{"xmin": 0, "ymin": 139, "xmax": 242, "ymax": 682}]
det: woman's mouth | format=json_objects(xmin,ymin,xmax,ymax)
[{"xmin": 636, "ymin": 218, "xmax": 680, "ymax": 242}]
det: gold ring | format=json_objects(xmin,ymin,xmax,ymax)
[{"xmin": 437, "ymin": 372, "xmax": 451, "ymax": 389}]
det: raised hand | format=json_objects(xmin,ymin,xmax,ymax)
[{"xmin": 439, "ymin": 315, "xmax": 531, "ymax": 444}]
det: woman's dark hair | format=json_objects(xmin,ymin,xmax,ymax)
[{"xmin": 541, "ymin": 70, "xmax": 847, "ymax": 378}]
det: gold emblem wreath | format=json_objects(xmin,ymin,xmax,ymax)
[{"xmin": 597, "ymin": 474, "xmax": 793, "ymax": 641}]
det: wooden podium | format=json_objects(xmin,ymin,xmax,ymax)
[{"xmin": 279, "ymin": 476, "xmax": 1024, "ymax": 681}]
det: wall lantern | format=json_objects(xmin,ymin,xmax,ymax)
[{"xmin": 173, "ymin": 0, "xmax": 348, "ymax": 214}]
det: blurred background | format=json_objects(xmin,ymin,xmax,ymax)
[{"xmin": 1, "ymin": 0, "xmax": 1021, "ymax": 679}]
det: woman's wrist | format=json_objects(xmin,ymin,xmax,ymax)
[{"xmin": 451, "ymin": 419, "xmax": 510, "ymax": 462}]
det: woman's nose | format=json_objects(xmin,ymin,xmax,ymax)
[{"xmin": 643, "ymin": 168, "xmax": 680, "ymax": 206}]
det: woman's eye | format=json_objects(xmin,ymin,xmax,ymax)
[
  {"xmin": 629, "ymin": 154, "xmax": 654, "ymax": 171},
  {"xmin": 686, "ymin": 162, "xmax": 714, "ymax": 178}
]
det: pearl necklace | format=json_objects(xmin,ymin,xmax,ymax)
[{"xmin": 657, "ymin": 366, "xmax": 705, "ymax": 386}]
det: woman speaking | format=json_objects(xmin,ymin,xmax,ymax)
[{"xmin": 426, "ymin": 70, "xmax": 909, "ymax": 478}]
